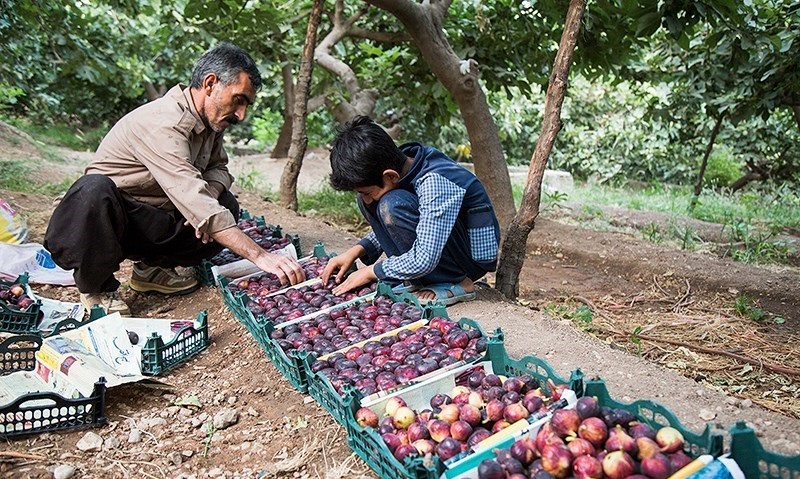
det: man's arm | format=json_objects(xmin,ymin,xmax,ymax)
[{"xmin": 211, "ymin": 226, "xmax": 305, "ymax": 285}]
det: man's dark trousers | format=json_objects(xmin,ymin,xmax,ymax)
[{"xmin": 44, "ymin": 174, "xmax": 239, "ymax": 293}]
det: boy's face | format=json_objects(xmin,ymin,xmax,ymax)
[{"xmin": 355, "ymin": 169, "xmax": 400, "ymax": 204}]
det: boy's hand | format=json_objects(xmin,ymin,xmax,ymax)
[
  {"xmin": 321, "ymin": 245, "xmax": 364, "ymax": 285},
  {"xmin": 321, "ymin": 255, "xmax": 353, "ymax": 285},
  {"xmin": 332, "ymin": 265, "xmax": 377, "ymax": 296}
]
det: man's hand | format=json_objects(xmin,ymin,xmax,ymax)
[
  {"xmin": 332, "ymin": 264, "xmax": 376, "ymax": 296},
  {"xmin": 185, "ymin": 220, "xmax": 213, "ymax": 244},
  {"xmin": 254, "ymin": 252, "xmax": 305, "ymax": 286}
]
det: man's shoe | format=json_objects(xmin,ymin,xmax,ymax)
[
  {"xmin": 80, "ymin": 291, "xmax": 131, "ymax": 316},
  {"xmin": 130, "ymin": 263, "xmax": 199, "ymax": 295}
]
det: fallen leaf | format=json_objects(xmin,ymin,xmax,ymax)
[{"xmin": 174, "ymin": 394, "xmax": 202, "ymax": 408}]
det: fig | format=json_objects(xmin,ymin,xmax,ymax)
[
  {"xmin": 382, "ymin": 432, "xmax": 401, "ymax": 453},
  {"xmin": 636, "ymin": 437, "xmax": 661, "ymax": 460},
  {"xmin": 655, "ymin": 426, "xmax": 684, "ymax": 454},
  {"xmin": 573, "ymin": 455, "xmax": 604, "ymax": 479},
  {"xmin": 629, "ymin": 422, "xmax": 657, "ymax": 440},
  {"xmin": 575, "ymin": 396, "xmax": 600, "ymax": 419},
  {"xmin": 510, "ymin": 439, "xmax": 536, "ymax": 466},
  {"xmin": 384, "ymin": 396, "xmax": 407, "ymax": 417},
  {"xmin": 394, "ymin": 443, "xmax": 418, "ymax": 461},
  {"xmin": 407, "ymin": 422, "xmax": 430, "ymax": 442},
  {"xmin": 459, "ymin": 404, "xmax": 482, "ymax": 426},
  {"xmin": 435, "ymin": 437, "xmax": 462, "ymax": 461},
  {"xmin": 641, "ymin": 452, "xmax": 672, "ymax": 479},
  {"xmin": 485, "ymin": 399, "xmax": 505, "ymax": 423},
  {"xmin": 503, "ymin": 402, "xmax": 529, "ymax": 423},
  {"xmin": 478, "ymin": 459, "xmax": 505, "ymax": 479},
  {"xmin": 355, "ymin": 407, "xmax": 379, "ymax": 428},
  {"xmin": 428, "ymin": 419, "xmax": 452, "ymax": 442},
  {"xmin": 669, "ymin": 450, "xmax": 693, "ymax": 471},
  {"xmin": 606, "ymin": 425, "xmax": 638, "ymax": 455},
  {"xmin": 540, "ymin": 444, "xmax": 573, "ymax": 479},
  {"xmin": 438, "ymin": 403, "xmax": 461, "ymax": 424},
  {"xmin": 550, "ymin": 408, "xmax": 581, "ymax": 438},
  {"xmin": 602, "ymin": 450, "xmax": 636, "ymax": 479},
  {"xmin": 578, "ymin": 416, "xmax": 608, "ymax": 448},
  {"xmin": 451, "ymin": 420, "xmax": 474, "ymax": 442},
  {"xmin": 393, "ymin": 406, "xmax": 416, "ymax": 429},
  {"xmin": 566, "ymin": 437, "xmax": 595, "ymax": 457},
  {"xmin": 412, "ymin": 439, "xmax": 435, "ymax": 455}
]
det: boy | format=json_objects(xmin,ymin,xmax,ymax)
[{"xmin": 321, "ymin": 116, "xmax": 500, "ymax": 305}]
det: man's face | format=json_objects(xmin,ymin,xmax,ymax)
[{"xmin": 204, "ymin": 71, "xmax": 256, "ymax": 133}]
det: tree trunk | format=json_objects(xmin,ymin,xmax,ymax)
[
  {"xmin": 366, "ymin": 0, "xmax": 516, "ymax": 231},
  {"xmin": 271, "ymin": 54, "xmax": 295, "ymax": 158},
  {"xmin": 279, "ymin": 0, "xmax": 323, "ymax": 210},
  {"xmin": 143, "ymin": 81, "xmax": 166, "ymax": 101},
  {"xmin": 495, "ymin": 0, "xmax": 586, "ymax": 299},
  {"xmin": 689, "ymin": 114, "xmax": 724, "ymax": 211}
]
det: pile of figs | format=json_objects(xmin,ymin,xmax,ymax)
[
  {"xmin": 352, "ymin": 371, "xmax": 564, "ymax": 463},
  {"xmin": 211, "ymin": 227, "xmax": 291, "ymax": 265},
  {"xmin": 475, "ymin": 395, "xmax": 692, "ymax": 479},
  {"xmin": 309, "ymin": 316, "xmax": 487, "ymax": 396},
  {"xmin": 0, "ymin": 282, "xmax": 37, "ymax": 312}
]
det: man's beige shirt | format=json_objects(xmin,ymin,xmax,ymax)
[{"xmin": 86, "ymin": 84, "xmax": 236, "ymax": 234}]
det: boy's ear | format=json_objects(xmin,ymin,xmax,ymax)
[{"xmin": 382, "ymin": 169, "xmax": 400, "ymax": 185}]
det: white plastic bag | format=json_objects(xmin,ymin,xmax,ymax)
[{"xmin": 0, "ymin": 242, "xmax": 75, "ymax": 285}]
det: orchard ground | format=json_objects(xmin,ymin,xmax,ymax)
[{"xmin": 1, "ymin": 133, "xmax": 799, "ymax": 478}]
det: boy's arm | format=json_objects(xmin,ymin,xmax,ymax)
[
  {"xmin": 356, "ymin": 232, "xmax": 384, "ymax": 265},
  {"xmin": 375, "ymin": 174, "xmax": 464, "ymax": 281}
]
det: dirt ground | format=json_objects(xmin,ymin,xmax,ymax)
[{"xmin": 1, "ymin": 143, "xmax": 799, "ymax": 478}]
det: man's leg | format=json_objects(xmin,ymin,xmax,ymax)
[
  {"xmin": 127, "ymin": 190, "xmax": 240, "ymax": 268},
  {"xmin": 44, "ymin": 175, "xmax": 128, "ymax": 293}
]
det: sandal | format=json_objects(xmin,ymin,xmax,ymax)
[{"xmin": 416, "ymin": 282, "xmax": 476, "ymax": 306}]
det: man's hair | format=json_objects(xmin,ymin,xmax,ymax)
[
  {"xmin": 329, "ymin": 116, "xmax": 407, "ymax": 191},
  {"xmin": 190, "ymin": 42, "xmax": 262, "ymax": 91}
]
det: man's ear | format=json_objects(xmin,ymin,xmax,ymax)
[
  {"xmin": 202, "ymin": 73, "xmax": 218, "ymax": 96},
  {"xmin": 382, "ymin": 169, "xmax": 400, "ymax": 185}
]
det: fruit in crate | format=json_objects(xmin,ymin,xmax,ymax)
[
  {"xmin": 0, "ymin": 283, "xmax": 37, "ymax": 311},
  {"xmin": 310, "ymin": 318, "xmax": 487, "ymax": 396},
  {"xmin": 468, "ymin": 399, "xmax": 691, "ymax": 479},
  {"xmin": 271, "ymin": 291, "xmax": 421, "ymax": 359},
  {"xmin": 211, "ymin": 230, "xmax": 290, "ymax": 265},
  {"xmin": 247, "ymin": 280, "xmax": 379, "ymax": 324}
]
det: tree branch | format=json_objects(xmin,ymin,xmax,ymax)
[{"xmin": 349, "ymin": 28, "xmax": 409, "ymax": 43}]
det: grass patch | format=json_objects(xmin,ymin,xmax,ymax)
[
  {"xmin": 0, "ymin": 159, "xmax": 77, "ymax": 195},
  {"xmin": 3, "ymin": 116, "xmax": 106, "ymax": 151},
  {"xmin": 563, "ymin": 181, "xmax": 798, "ymax": 264},
  {"xmin": 297, "ymin": 186, "xmax": 366, "ymax": 229}
]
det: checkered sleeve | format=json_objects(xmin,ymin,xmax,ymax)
[
  {"xmin": 376, "ymin": 173, "xmax": 465, "ymax": 281},
  {"xmin": 357, "ymin": 231, "xmax": 383, "ymax": 265}
]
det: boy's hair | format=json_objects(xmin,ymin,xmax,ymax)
[
  {"xmin": 329, "ymin": 116, "xmax": 407, "ymax": 191},
  {"xmin": 190, "ymin": 42, "xmax": 262, "ymax": 91}
]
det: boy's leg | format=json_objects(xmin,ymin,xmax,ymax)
[{"xmin": 366, "ymin": 189, "xmax": 477, "ymax": 285}]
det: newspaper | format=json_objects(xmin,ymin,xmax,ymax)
[
  {"xmin": 34, "ymin": 313, "xmax": 144, "ymax": 397},
  {"xmin": 1, "ymin": 312, "xmax": 199, "ymax": 405},
  {"xmin": 24, "ymin": 283, "xmax": 85, "ymax": 331}
]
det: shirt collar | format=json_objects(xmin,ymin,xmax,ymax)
[{"xmin": 174, "ymin": 84, "xmax": 206, "ymax": 134}]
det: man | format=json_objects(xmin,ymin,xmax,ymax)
[
  {"xmin": 45, "ymin": 43, "xmax": 304, "ymax": 316},
  {"xmin": 321, "ymin": 116, "xmax": 500, "ymax": 306}
]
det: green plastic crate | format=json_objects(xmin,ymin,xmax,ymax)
[
  {"xmin": 342, "ymin": 334, "xmax": 583, "ymax": 479},
  {"xmin": 250, "ymin": 282, "xmax": 421, "ymax": 394},
  {"xmin": 308, "ymin": 316, "xmax": 487, "ymax": 427},
  {"xmin": 729, "ymin": 421, "xmax": 800, "ymax": 479},
  {"xmin": 583, "ymin": 379, "xmax": 723, "ymax": 457},
  {"xmin": 0, "ymin": 273, "xmax": 42, "ymax": 333},
  {"xmin": 0, "ymin": 378, "xmax": 107, "ymax": 438},
  {"xmin": 0, "ymin": 334, "xmax": 42, "ymax": 375},
  {"xmin": 140, "ymin": 311, "xmax": 210, "ymax": 376},
  {"xmin": 195, "ymin": 223, "xmax": 300, "ymax": 286}
]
